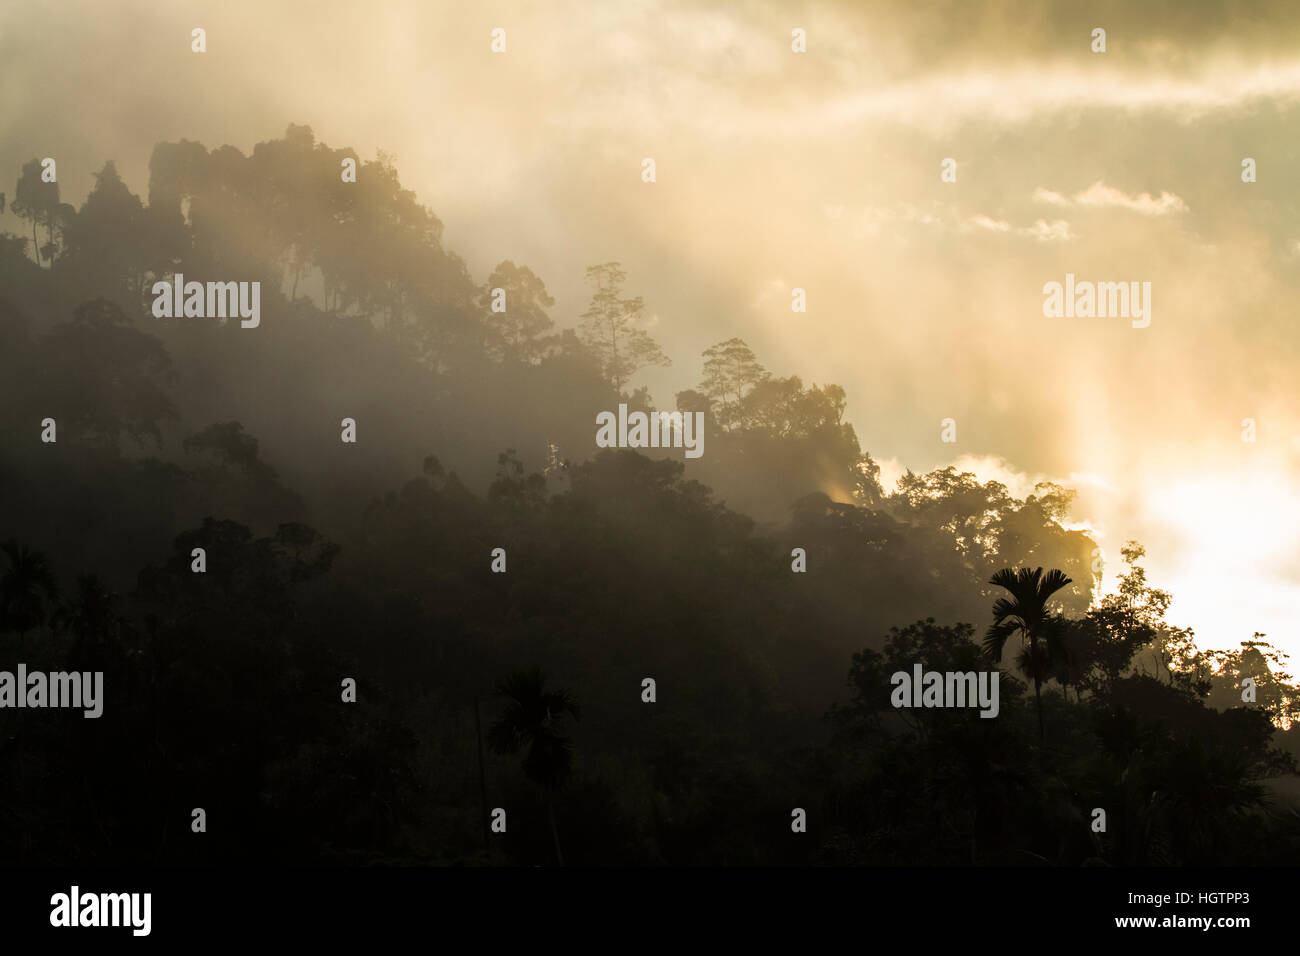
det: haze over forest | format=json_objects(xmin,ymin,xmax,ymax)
[
  {"xmin": 5, "ymin": 0, "xmax": 1300, "ymax": 657},
  {"xmin": 1, "ymin": 0, "xmax": 1299, "ymax": 866}
]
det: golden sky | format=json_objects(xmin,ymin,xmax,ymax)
[{"xmin": 3, "ymin": 0, "xmax": 1300, "ymax": 658}]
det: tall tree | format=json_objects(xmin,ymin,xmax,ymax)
[
  {"xmin": 698, "ymin": 337, "xmax": 767, "ymax": 430},
  {"xmin": 0, "ymin": 541, "xmax": 58, "ymax": 646},
  {"xmin": 577, "ymin": 262, "xmax": 669, "ymax": 393},
  {"xmin": 61, "ymin": 162, "xmax": 147, "ymax": 304},
  {"xmin": 488, "ymin": 667, "xmax": 581, "ymax": 865},
  {"xmin": 479, "ymin": 260, "xmax": 556, "ymax": 364},
  {"xmin": 12, "ymin": 159, "xmax": 60, "ymax": 267},
  {"xmin": 984, "ymin": 566, "xmax": 1072, "ymax": 744}
]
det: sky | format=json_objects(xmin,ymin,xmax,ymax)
[{"xmin": 2, "ymin": 0, "xmax": 1300, "ymax": 658}]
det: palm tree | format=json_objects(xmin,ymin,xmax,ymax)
[
  {"xmin": 984, "ymin": 567, "xmax": 1072, "ymax": 745},
  {"xmin": 487, "ymin": 667, "xmax": 581, "ymax": 865},
  {"xmin": 0, "ymin": 540, "xmax": 58, "ymax": 646},
  {"xmin": 54, "ymin": 574, "xmax": 121, "ymax": 664}
]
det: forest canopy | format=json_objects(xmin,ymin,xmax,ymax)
[{"xmin": 0, "ymin": 125, "xmax": 1296, "ymax": 867}]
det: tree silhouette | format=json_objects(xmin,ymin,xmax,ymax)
[
  {"xmin": 61, "ymin": 162, "xmax": 145, "ymax": 305},
  {"xmin": 699, "ymin": 337, "xmax": 767, "ymax": 430},
  {"xmin": 487, "ymin": 667, "xmax": 581, "ymax": 865},
  {"xmin": 578, "ymin": 262, "xmax": 669, "ymax": 393},
  {"xmin": 1207, "ymin": 636, "xmax": 1300, "ymax": 730},
  {"xmin": 184, "ymin": 421, "xmax": 278, "ymax": 480},
  {"xmin": 12, "ymin": 159, "xmax": 60, "ymax": 268},
  {"xmin": 0, "ymin": 540, "xmax": 58, "ymax": 646},
  {"xmin": 479, "ymin": 260, "xmax": 556, "ymax": 364},
  {"xmin": 984, "ymin": 567, "xmax": 1072, "ymax": 744}
]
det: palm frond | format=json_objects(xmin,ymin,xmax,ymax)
[{"xmin": 983, "ymin": 617, "xmax": 1020, "ymax": 661}]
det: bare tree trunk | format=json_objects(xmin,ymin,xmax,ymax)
[{"xmin": 1031, "ymin": 636, "xmax": 1045, "ymax": 744}]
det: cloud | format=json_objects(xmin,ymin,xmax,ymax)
[
  {"xmin": 966, "ymin": 214, "xmax": 1011, "ymax": 233},
  {"xmin": 945, "ymin": 453, "xmax": 1059, "ymax": 501},
  {"xmin": 846, "ymin": 204, "xmax": 1072, "ymax": 242},
  {"xmin": 1022, "ymin": 219, "xmax": 1073, "ymax": 242},
  {"xmin": 961, "ymin": 214, "xmax": 1073, "ymax": 242},
  {"xmin": 782, "ymin": 61, "xmax": 1300, "ymax": 139},
  {"xmin": 1073, "ymin": 181, "xmax": 1189, "ymax": 215},
  {"xmin": 1034, "ymin": 181, "xmax": 1189, "ymax": 216},
  {"xmin": 1032, "ymin": 188, "xmax": 1071, "ymax": 206}
]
